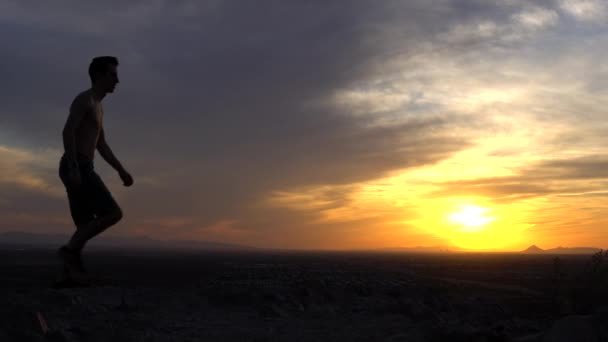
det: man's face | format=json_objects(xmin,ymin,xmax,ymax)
[{"xmin": 98, "ymin": 65, "xmax": 119, "ymax": 93}]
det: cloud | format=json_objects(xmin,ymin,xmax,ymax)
[
  {"xmin": 427, "ymin": 155, "xmax": 608, "ymax": 202},
  {"xmin": 0, "ymin": 144, "xmax": 62, "ymax": 197},
  {"xmin": 436, "ymin": 3, "xmax": 559, "ymax": 47},
  {"xmin": 559, "ymin": 0, "xmax": 607, "ymax": 21},
  {"xmin": 512, "ymin": 6, "xmax": 559, "ymax": 30},
  {"xmin": 0, "ymin": 144, "xmax": 70, "ymax": 231}
]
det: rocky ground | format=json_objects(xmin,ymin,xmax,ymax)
[{"xmin": 0, "ymin": 247, "xmax": 606, "ymax": 341}]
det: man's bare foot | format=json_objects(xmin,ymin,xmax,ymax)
[{"xmin": 57, "ymin": 246, "xmax": 89, "ymax": 281}]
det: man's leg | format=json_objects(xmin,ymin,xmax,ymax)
[
  {"xmin": 59, "ymin": 157, "xmax": 93, "ymax": 278},
  {"xmin": 66, "ymin": 208, "xmax": 123, "ymax": 252},
  {"xmin": 60, "ymin": 168, "xmax": 122, "ymax": 279}
]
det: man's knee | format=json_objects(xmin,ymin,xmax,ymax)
[
  {"xmin": 101, "ymin": 207, "xmax": 122, "ymax": 225},
  {"xmin": 112, "ymin": 207, "xmax": 123, "ymax": 223}
]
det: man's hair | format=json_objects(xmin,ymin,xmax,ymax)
[{"xmin": 88, "ymin": 56, "xmax": 119, "ymax": 84}]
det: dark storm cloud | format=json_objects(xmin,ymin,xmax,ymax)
[{"xmin": 1, "ymin": 0, "xmax": 532, "ymax": 145}]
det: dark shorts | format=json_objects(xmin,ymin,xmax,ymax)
[{"xmin": 59, "ymin": 153, "xmax": 120, "ymax": 227}]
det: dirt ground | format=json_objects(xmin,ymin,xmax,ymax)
[{"xmin": 0, "ymin": 247, "xmax": 600, "ymax": 341}]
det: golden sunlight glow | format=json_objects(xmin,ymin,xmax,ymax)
[
  {"xmin": 448, "ymin": 204, "xmax": 496, "ymax": 232},
  {"xmin": 408, "ymin": 196, "xmax": 536, "ymax": 250},
  {"xmin": 263, "ymin": 99, "xmax": 602, "ymax": 251}
]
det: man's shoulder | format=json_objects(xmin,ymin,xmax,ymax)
[{"xmin": 71, "ymin": 90, "xmax": 95, "ymax": 110}]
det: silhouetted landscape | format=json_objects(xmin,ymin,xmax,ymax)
[
  {"xmin": 0, "ymin": 231, "xmax": 257, "ymax": 252},
  {"xmin": 522, "ymin": 244, "xmax": 602, "ymax": 255},
  {"xmin": 1, "ymin": 239, "xmax": 607, "ymax": 341},
  {"xmin": 2, "ymin": 232, "xmax": 601, "ymax": 255}
]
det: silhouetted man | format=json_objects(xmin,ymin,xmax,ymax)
[{"xmin": 58, "ymin": 56, "xmax": 133, "ymax": 281}]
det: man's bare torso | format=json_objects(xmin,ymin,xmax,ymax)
[{"xmin": 71, "ymin": 89, "xmax": 104, "ymax": 161}]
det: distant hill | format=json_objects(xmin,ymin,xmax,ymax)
[
  {"xmin": 523, "ymin": 245, "xmax": 544, "ymax": 253},
  {"xmin": 522, "ymin": 244, "xmax": 602, "ymax": 255},
  {"xmin": 0, "ymin": 231, "xmax": 256, "ymax": 251}
]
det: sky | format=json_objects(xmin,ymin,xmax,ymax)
[{"xmin": 0, "ymin": 0, "xmax": 607, "ymax": 251}]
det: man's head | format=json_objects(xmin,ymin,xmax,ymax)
[{"xmin": 88, "ymin": 56, "xmax": 119, "ymax": 93}]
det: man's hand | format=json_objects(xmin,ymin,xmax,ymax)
[{"xmin": 119, "ymin": 169, "xmax": 134, "ymax": 187}]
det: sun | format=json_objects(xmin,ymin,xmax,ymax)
[
  {"xmin": 448, "ymin": 204, "xmax": 496, "ymax": 232},
  {"xmin": 407, "ymin": 197, "xmax": 533, "ymax": 250}
]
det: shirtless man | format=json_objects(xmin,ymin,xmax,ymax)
[{"xmin": 58, "ymin": 56, "xmax": 133, "ymax": 280}]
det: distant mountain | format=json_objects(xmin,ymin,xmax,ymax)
[
  {"xmin": 522, "ymin": 244, "xmax": 601, "ymax": 255},
  {"xmin": 0, "ymin": 231, "xmax": 256, "ymax": 251},
  {"xmin": 523, "ymin": 245, "xmax": 544, "ymax": 253}
]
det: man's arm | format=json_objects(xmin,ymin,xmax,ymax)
[{"xmin": 97, "ymin": 128, "xmax": 126, "ymax": 174}]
